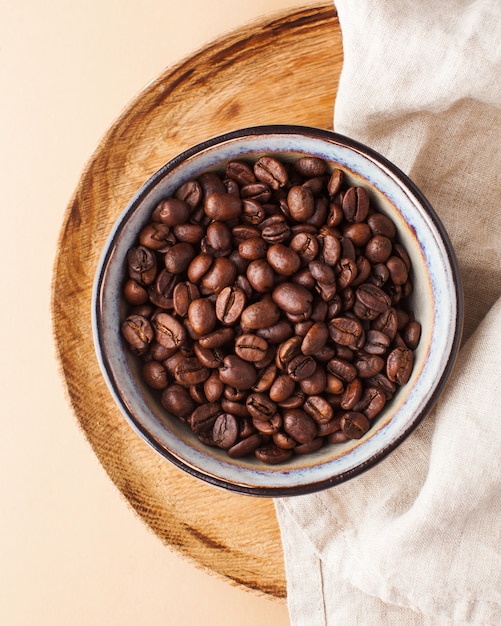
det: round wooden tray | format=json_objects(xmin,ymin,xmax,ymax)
[{"xmin": 52, "ymin": 3, "xmax": 342, "ymax": 600}]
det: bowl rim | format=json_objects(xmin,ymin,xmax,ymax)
[{"xmin": 92, "ymin": 124, "xmax": 464, "ymax": 497}]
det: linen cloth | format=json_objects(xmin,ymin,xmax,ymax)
[{"xmin": 275, "ymin": 1, "xmax": 501, "ymax": 624}]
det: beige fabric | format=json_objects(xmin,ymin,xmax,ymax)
[{"xmin": 275, "ymin": 1, "xmax": 501, "ymax": 624}]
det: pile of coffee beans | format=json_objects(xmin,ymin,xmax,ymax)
[{"xmin": 120, "ymin": 154, "xmax": 421, "ymax": 465}]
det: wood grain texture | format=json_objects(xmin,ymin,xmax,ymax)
[{"xmin": 51, "ymin": 3, "xmax": 342, "ymax": 600}]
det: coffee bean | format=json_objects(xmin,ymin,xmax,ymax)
[
  {"xmin": 212, "ymin": 413, "xmax": 239, "ymax": 449},
  {"xmin": 266, "ymin": 243, "xmax": 301, "ymax": 276},
  {"xmin": 174, "ymin": 357, "xmax": 210, "ymax": 386},
  {"xmin": 161, "ymin": 384, "xmax": 196, "ymax": 419},
  {"xmin": 303, "ymin": 395, "xmax": 333, "ymax": 423},
  {"xmin": 219, "ymin": 355, "xmax": 257, "ymax": 390},
  {"xmin": 272, "ymin": 282, "xmax": 313, "ymax": 316},
  {"xmin": 152, "ymin": 313, "xmax": 186, "ymax": 350},
  {"xmin": 190, "ymin": 402, "xmax": 222, "ymax": 433},
  {"xmin": 386, "ymin": 346, "xmax": 414, "ymax": 385},
  {"xmin": 240, "ymin": 300, "xmax": 281, "ymax": 330},
  {"xmin": 254, "ymin": 156, "xmax": 288, "ymax": 190},
  {"xmin": 283, "ymin": 408, "xmax": 317, "ymax": 444},
  {"xmin": 341, "ymin": 411, "xmax": 370, "ymax": 439},
  {"xmin": 215, "ymin": 286, "xmax": 246, "ymax": 325},
  {"xmin": 235, "ymin": 334, "xmax": 269, "ymax": 362},
  {"xmin": 204, "ymin": 192, "xmax": 242, "ymax": 221},
  {"xmin": 187, "ymin": 298, "xmax": 217, "ymax": 336},
  {"xmin": 255, "ymin": 444, "xmax": 293, "ymax": 464}
]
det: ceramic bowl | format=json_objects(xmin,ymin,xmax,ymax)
[{"xmin": 92, "ymin": 125, "xmax": 463, "ymax": 496}]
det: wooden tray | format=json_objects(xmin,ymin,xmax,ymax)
[{"xmin": 52, "ymin": 3, "xmax": 342, "ymax": 600}]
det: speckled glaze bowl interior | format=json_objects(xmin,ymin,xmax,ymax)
[{"xmin": 92, "ymin": 125, "xmax": 463, "ymax": 496}]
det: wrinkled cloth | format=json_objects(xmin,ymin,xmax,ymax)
[{"xmin": 275, "ymin": 1, "xmax": 501, "ymax": 624}]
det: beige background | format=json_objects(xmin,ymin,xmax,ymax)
[{"xmin": 0, "ymin": 1, "xmax": 320, "ymax": 624}]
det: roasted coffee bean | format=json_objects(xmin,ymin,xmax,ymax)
[
  {"xmin": 164, "ymin": 242, "xmax": 195, "ymax": 274},
  {"xmin": 327, "ymin": 357, "xmax": 357, "ymax": 382},
  {"xmin": 365, "ymin": 235, "xmax": 393, "ymax": 264},
  {"xmin": 386, "ymin": 347, "xmax": 414, "ymax": 385},
  {"xmin": 287, "ymin": 354, "xmax": 317, "ymax": 382},
  {"xmin": 206, "ymin": 221, "xmax": 232, "ymax": 256},
  {"xmin": 289, "ymin": 231, "xmax": 319, "ymax": 265},
  {"xmin": 255, "ymin": 444, "xmax": 293, "ymax": 464},
  {"xmin": 152, "ymin": 198, "xmax": 191, "ymax": 226},
  {"xmin": 142, "ymin": 361, "xmax": 169, "ymax": 390},
  {"xmin": 241, "ymin": 300, "xmax": 281, "ymax": 330},
  {"xmin": 269, "ymin": 373, "xmax": 296, "ymax": 403},
  {"xmin": 193, "ymin": 343, "xmax": 224, "ymax": 369},
  {"xmin": 241, "ymin": 198, "xmax": 265, "ymax": 225},
  {"xmin": 161, "ymin": 384, "xmax": 196, "ymax": 419},
  {"xmin": 254, "ymin": 156, "xmax": 288, "ymax": 190},
  {"xmin": 266, "ymin": 243, "xmax": 301, "ymax": 276},
  {"xmin": 246, "ymin": 259, "xmax": 275, "ymax": 293},
  {"xmin": 260, "ymin": 215, "xmax": 290, "ymax": 244},
  {"xmin": 327, "ymin": 168, "xmax": 343, "ymax": 196},
  {"xmin": 328, "ymin": 430, "xmax": 350, "ymax": 444},
  {"xmin": 273, "ymin": 431, "xmax": 297, "ymax": 450},
  {"xmin": 187, "ymin": 253, "xmax": 213, "ymax": 283},
  {"xmin": 240, "ymin": 182, "xmax": 272, "ymax": 203},
  {"xmin": 386, "ymin": 255, "xmax": 409, "ymax": 285},
  {"xmin": 121, "ymin": 153, "xmax": 420, "ymax": 464},
  {"xmin": 325, "ymin": 373, "xmax": 344, "ymax": 395},
  {"xmin": 219, "ymin": 355, "xmax": 257, "ymax": 390},
  {"xmin": 246, "ymin": 392, "xmax": 277, "ymax": 420},
  {"xmin": 329, "ymin": 316, "xmax": 364, "ymax": 347},
  {"xmin": 317, "ymin": 416, "xmax": 343, "ymax": 436},
  {"xmin": 190, "ymin": 402, "xmax": 222, "ymax": 433},
  {"xmin": 355, "ymin": 354, "xmax": 385, "ymax": 378},
  {"xmin": 215, "ymin": 286, "xmax": 246, "ymax": 325},
  {"xmin": 283, "ymin": 408, "xmax": 317, "ymax": 444},
  {"xmin": 225, "ymin": 160, "xmax": 256, "ymax": 185},
  {"xmin": 353, "ymin": 386, "xmax": 386, "ymax": 419},
  {"xmin": 294, "ymin": 438, "xmax": 324, "ymax": 455},
  {"xmin": 152, "ymin": 313, "xmax": 186, "ymax": 350},
  {"xmin": 276, "ymin": 336, "xmax": 303, "ymax": 368},
  {"xmin": 336, "ymin": 257, "xmax": 358, "ymax": 290},
  {"xmin": 303, "ymin": 395, "xmax": 334, "ymax": 423},
  {"xmin": 226, "ymin": 433, "xmax": 262, "ymax": 458},
  {"xmin": 221, "ymin": 397, "xmax": 250, "ymax": 418},
  {"xmin": 204, "ymin": 370, "xmax": 225, "ymax": 402},
  {"xmin": 301, "ymin": 322, "xmax": 329, "ymax": 356},
  {"xmin": 173, "ymin": 281, "xmax": 200, "ymax": 317},
  {"xmin": 124, "ymin": 279, "xmax": 148, "ymax": 305},
  {"xmin": 287, "ymin": 185, "xmax": 315, "ymax": 222},
  {"xmin": 356, "ymin": 283, "xmax": 391, "ymax": 316},
  {"xmin": 340, "ymin": 377, "xmax": 363, "ymax": 410},
  {"xmin": 139, "ymin": 222, "xmax": 175, "ymax": 251},
  {"xmin": 341, "ymin": 411, "xmax": 370, "ymax": 439},
  {"xmin": 238, "ymin": 237, "xmax": 267, "ymax": 260},
  {"xmin": 187, "ymin": 298, "xmax": 217, "ymax": 336},
  {"xmin": 403, "ymin": 320, "xmax": 421, "ymax": 350},
  {"xmin": 364, "ymin": 329, "xmax": 391, "ymax": 355},
  {"xmin": 201, "ymin": 257, "xmax": 237, "ymax": 294},
  {"xmin": 235, "ymin": 334, "xmax": 269, "ymax": 362},
  {"xmin": 175, "ymin": 180, "xmax": 203, "ymax": 209},
  {"xmin": 342, "ymin": 186, "xmax": 370, "ymax": 223},
  {"xmin": 256, "ymin": 319, "xmax": 294, "ymax": 344},
  {"xmin": 212, "ymin": 413, "xmax": 239, "ymax": 449},
  {"xmin": 174, "ymin": 357, "xmax": 210, "ymax": 386},
  {"xmin": 272, "ymin": 282, "xmax": 313, "ymax": 316},
  {"xmin": 204, "ymin": 192, "xmax": 242, "ymax": 221},
  {"xmin": 127, "ymin": 246, "xmax": 157, "ymax": 286},
  {"xmin": 367, "ymin": 212, "xmax": 396, "ymax": 239}
]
